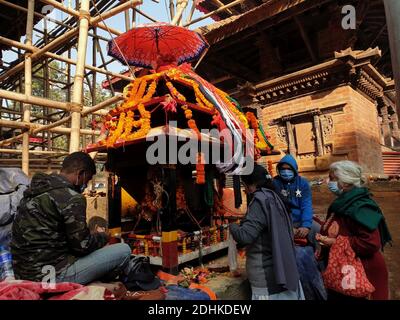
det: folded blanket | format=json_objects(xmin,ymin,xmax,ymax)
[{"xmin": 0, "ymin": 280, "xmax": 112, "ymax": 300}]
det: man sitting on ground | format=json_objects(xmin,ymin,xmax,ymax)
[{"xmin": 11, "ymin": 152, "xmax": 131, "ymax": 285}]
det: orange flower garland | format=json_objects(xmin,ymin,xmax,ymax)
[
  {"xmin": 142, "ymin": 80, "xmax": 157, "ymax": 102},
  {"xmin": 120, "ymin": 111, "xmax": 134, "ymax": 139},
  {"xmin": 192, "ymin": 82, "xmax": 214, "ymax": 111},
  {"xmin": 106, "ymin": 112, "xmax": 126, "ymax": 147},
  {"xmin": 166, "ymin": 81, "xmax": 186, "ymax": 101},
  {"xmin": 181, "ymin": 104, "xmax": 204, "ymax": 184},
  {"xmin": 126, "ymin": 103, "xmax": 151, "ymax": 140},
  {"xmin": 135, "ymin": 79, "xmax": 148, "ymax": 104},
  {"xmin": 90, "ymin": 66, "xmax": 273, "ymax": 153},
  {"xmin": 246, "ymin": 112, "xmax": 268, "ymax": 151}
]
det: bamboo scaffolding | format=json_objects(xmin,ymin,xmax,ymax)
[
  {"xmin": 40, "ymin": 0, "xmax": 141, "ymax": 36},
  {"xmin": 0, "ymin": 89, "xmax": 69, "ymax": 111},
  {"xmin": 171, "ymin": 0, "xmax": 188, "ymax": 25},
  {"xmin": 22, "ymin": 0, "xmax": 35, "ymax": 175},
  {"xmin": 169, "ymin": 0, "xmax": 175, "ymax": 20},
  {"xmin": 0, "ymin": 158, "xmax": 64, "ymax": 162},
  {"xmin": 71, "ymin": 0, "xmax": 105, "ymax": 153},
  {"xmin": 0, "ymin": 36, "xmax": 135, "ymax": 82},
  {"xmin": 185, "ymin": 0, "xmax": 197, "ymax": 25},
  {"xmin": 0, "ymin": 148, "xmax": 68, "ymax": 155},
  {"xmin": 0, "ymin": 28, "xmax": 79, "ymax": 83},
  {"xmin": 1, "ymin": 0, "xmax": 228, "ymax": 169},
  {"xmin": 124, "ymin": 8, "xmax": 131, "ymax": 31},
  {"xmin": 0, "ymin": 0, "xmax": 110, "ymax": 43},
  {"xmin": 91, "ymin": 0, "xmax": 143, "ymax": 25},
  {"xmin": 69, "ymin": 1, "xmax": 93, "ymax": 152},
  {"xmin": 0, "ymin": 119, "xmax": 101, "ymax": 136},
  {"xmin": 94, "ymin": 38, "xmax": 116, "ymax": 95},
  {"xmin": 0, "ymin": 89, "xmax": 117, "ymax": 116}
]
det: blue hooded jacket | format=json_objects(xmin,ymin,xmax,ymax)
[{"xmin": 272, "ymin": 154, "xmax": 313, "ymax": 228}]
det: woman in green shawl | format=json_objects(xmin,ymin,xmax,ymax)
[{"xmin": 316, "ymin": 160, "xmax": 392, "ymax": 300}]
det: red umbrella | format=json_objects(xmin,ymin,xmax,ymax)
[{"xmin": 107, "ymin": 23, "xmax": 209, "ymax": 70}]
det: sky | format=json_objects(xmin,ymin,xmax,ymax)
[{"xmin": 2, "ymin": 0, "xmax": 215, "ymax": 87}]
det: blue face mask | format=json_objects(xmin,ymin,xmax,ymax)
[
  {"xmin": 328, "ymin": 181, "xmax": 343, "ymax": 196},
  {"xmin": 279, "ymin": 169, "xmax": 295, "ymax": 181}
]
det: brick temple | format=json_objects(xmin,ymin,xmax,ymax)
[{"xmin": 196, "ymin": 0, "xmax": 400, "ymax": 177}]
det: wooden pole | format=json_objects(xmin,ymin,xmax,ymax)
[
  {"xmin": 0, "ymin": 149, "xmax": 69, "ymax": 155},
  {"xmin": 91, "ymin": 0, "xmax": 143, "ymax": 25},
  {"xmin": 133, "ymin": 8, "xmax": 159, "ymax": 23},
  {"xmin": 171, "ymin": 0, "xmax": 188, "ymax": 25},
  {"xmin": 211, "ymin": 0, "xmax": 234, "ymax": 15},
  {"xmin": 44, "ymin": 17, "xmax": 51, "ymax": 154},
  {"xmin": 40, "ymin": 0, "xmax": 79, "ymax": 18},
  {"xmin": 69, "ymin": 0, "xmax": 90, "ymax": 153},
  {"xmin": 383, "ymin": 0, "xmax": 400, "ymax": 116},
  {"xmin": 125, "ymin": 8, "xmax": 131, "ymax": 31},
  {"xmin": 132, "ymin": 6, "xmax": 136, "ymax": 27},
  {"xmin": 92, "ymin": 27, "xmax": 97, "ymax": 146},
  {"xmin": 0, "ymin": 89, "xmax": 69, "ymax": 111},
  {"xmin": 169, "ymin": 0, "xmax": 175, "ymax": 21},
  {"xmin": 0, "ymin": 119, "xmax": 101, "ymax": 137},
  {"xmin": 81, "ymin": 94, "xmax": 123, "ymax": 116},
  {"xmin": 22, "ymin": 0, "xmax": 35, "ymax": 175},
  {"xmin": 0, "ymin": 92, "xmax": 119, "ymax": 121},
  {"xmin": 185, "ymin": 0, "xmax": 197, "ymax": 25},
  {"xmin": 95, "ymin": 38, "xmax": 116, "ymax": 95}
]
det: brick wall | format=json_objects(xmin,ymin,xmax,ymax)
[
  {"xmin": 260, "ymin": 85, "xmax": 384, "ymax": 177},
  {"xmin": 349, "ymin": 88, "xmax": 385, "ymax": 174}
]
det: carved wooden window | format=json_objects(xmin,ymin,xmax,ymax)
[{"xmin": 294, "ymin": 122, "xmax": 316, "ymax": 155}]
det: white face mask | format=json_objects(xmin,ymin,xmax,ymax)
[{"xmin": 328, "ymin": 181, "xmax": 343, "ymax": 196}]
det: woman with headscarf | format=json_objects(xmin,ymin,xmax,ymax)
[
  {"xmin": 316, "ymin": 160, "xmax": 392, "ymax": 300},
  {"xmin": 229, "ymin": 164, "xmax": 304, "ymax": 300}
]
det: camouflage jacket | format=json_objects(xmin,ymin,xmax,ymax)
[{"xmin": 10, "ymin": 173, "xmax": 108, "ymax": 281}]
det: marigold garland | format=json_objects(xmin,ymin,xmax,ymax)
[
  {"xmin": 128, "ymin": 80, "xmax": 140, "ymax": 99},
  {"xmin": 106, "ymin": 112, "xmax": 126, "ymax": 147},
  {"xmin": 246, "ymin": 112, "xmax": 268, "ymax": 151},
  {"xmin": 135, "ymin": 79, "xmax": 148, "ymax": 104},
  {"xmin": 91, "ymin": 67, "xmax": 273, "ymax": 153},
  {"xmin": 120, "ymin": 111, "xmax": 134, "ymax": 139},
  {"xmin": 166, "ymin": 81, "xmax": 186, "ymax": 101},
  {"xmin": 143, "ymin": 80, "xmax": 157, "ymax": 102},
  {"xmin": 126, "ymin": 103, "xmax": 151, "ymax": 140}
]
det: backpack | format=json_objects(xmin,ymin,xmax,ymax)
[
  {"xmin": 0, "ymin": 168, "xmax": 29, "ymax": 247},
  {"xmin": 122, "ymin": 256, "xmax": 161, "ymax": 291}
]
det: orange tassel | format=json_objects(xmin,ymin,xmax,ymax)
[{"xmin": 196, "ymin": 152, "xmax": 205, "ymax": 185}]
